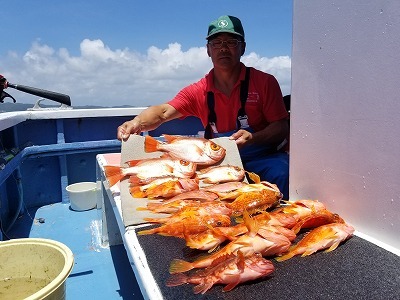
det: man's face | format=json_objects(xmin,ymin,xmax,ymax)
[{"xmin": 207, "ymin": 33, "xmax": 246, "ymax": 70}]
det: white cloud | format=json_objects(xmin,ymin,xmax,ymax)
[{"xmin": 1, "ymin": 39, "xmax": 291, "ymax": 107}]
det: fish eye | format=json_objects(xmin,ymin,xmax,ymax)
[
  {"xmin": 179, "ymin": 160, "xmax": 190, "ymax": 166},
  {"xmin": 210, "ymin": 142, "xmax": 221, "ymax": 151}
]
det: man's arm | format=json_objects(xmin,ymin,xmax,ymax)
[{"xmin": 117, "ymin": 103, "xmax": 182, "ymax": 140}]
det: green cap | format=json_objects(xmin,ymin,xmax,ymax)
[{"xmin": 206, "ymin": 15, "xmax": 245, "ymax": 40}]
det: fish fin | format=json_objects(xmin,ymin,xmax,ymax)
[
  {"xmin": 207, "ymin": 244, "xmax": 221, "ymax": 253},
  {"xmin": 275, "ymin": 251, "xmax": 295, "ymax": 262},
  {"xmin": 165, "ymin": 273, "xmax": 188, "ymax": 287},
  {"xmin": 301, "ymin": 248, "xmax": 318, "ymax": 256},
  {"xmin": 325, "ymin": 241, "xmax": 341, "ymax": 252},
  {"xmin": 129, "ymin": 175, "xmax": 143, "ymax": 186},
  {"xmin": 103, "ymin": 165, "xmax": 124, "ymax": 187},
  {"xmin": 246, "ymin": 171, "xmax": 260, "ymax": 183},
  {"xmin": 162, "ymin": 134, "xmax": 179, "ymax": 143},
  {"xmin": 125, "ymin": 159, "xmax": 141, "ymax": 167},
  {"xmin": 169, "ymin": 259, "xmax": 193, "ymax": 274},
  {"xmin": 243, "ymin": 210, "xmax": 259, "ymax": 237},
  {"xmin": 193, "ymin": 282, "xmax": 214, "ymax": 295},
  {"xmin": 236, "ymin": 250, "xmax": 246, "ymax": 272},
  {"xmin": 144, "ymin": 135, "xmax": 160, "ymax": 153},
  {"xmin": 143, "ymin": 217, "xmax": 165, "ymax": 223},
  {"xmin": 136, "ymin": 206, "xmax": 149, "ymax": 211},
  {"xmin": 223, "ymin": 278, "xmax": 241, "ymax": 292}
]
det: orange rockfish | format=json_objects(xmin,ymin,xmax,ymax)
[
  {"xmin": 166, "ymin": 251, "xmax": 275, "ymax": 294},
  {"xmin": 137, "ymin": 214, "xmax": 232, "ymax": 238},
  {"xmin": 274, "ymin": 199, "xmax": 327, "ymax": 222},
  {"xmin": 169, "ymin": 220, "xmax": 291, "ymax": 273},
  {"xmin": 227, "ymin": 189, "xmax": 281, "ymax": 217},
  {"xmin": 144, "ymin": 203, "xmax": 231, "ymax": 224},
  {"xmin": 197, "ymin": 165, "xmax": 245, "ymax": 184},
  {"xmin": 130, "ymin": 177, "xmax": 199, "ymax": 199},
  {"xmin": 104, "ymin": 157, "xmax": 196, "ymax": 187},
  {"xmin": 276, "ymin": 223, "xmax": 355, "ymax": 262},
  {"xmin": 144, "ymin": 134, "xmax": 226, "ymax": 166},
  {"xmin": 291, "ymin": 209, "xmax": 345, "ymax": 234}
]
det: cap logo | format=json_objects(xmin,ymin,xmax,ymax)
[{"xmin": 218, "ymin": 20, "xmax": 229, "ymax": 28}]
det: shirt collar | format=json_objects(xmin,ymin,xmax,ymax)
[{"xmin": 205, "ymin": 62, "xmax": 246, "ymax": 93}]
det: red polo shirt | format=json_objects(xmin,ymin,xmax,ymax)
[{"xmin": 168, "ymin": 63, "xmax": 288, "ymax": 133}]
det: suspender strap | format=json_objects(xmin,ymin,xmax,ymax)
[
  {"xmin": 204, "ymin": 67, "xmax": 251, "ymax": 139},
  {"xmin": 236, "ymin": 67, "xmax": 251, "ymax": 129},
  {"xmin": 204, "ymin": 91, "xmax": 216, "ymax": 139}
]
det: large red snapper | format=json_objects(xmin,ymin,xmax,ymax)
[
  {"xmin": 103, "ymin": 157, "xmax": 196, "ymax": 187},
  {"xmin": 144, "ymin": 135, "xmax": 226, "ymax": 166}
]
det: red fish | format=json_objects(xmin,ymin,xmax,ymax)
[
  {"xmin": 276, "ymin": 223, "xmax": 355, "ymax": 261},
  {"xmin": 166, "ymin": 251, "xmax": 275, "ymax": 294},
  {"xmin": 104, "ymin": 157, "xmax": 196, "ymax": 187},
  {"xmin": 144, "ymin": 135, "xmax": 226, "ymax": 166}
]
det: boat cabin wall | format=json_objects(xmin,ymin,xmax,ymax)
[{"xmin": 290, "ymin": 0, "xmax": 400, "ymax": 253}]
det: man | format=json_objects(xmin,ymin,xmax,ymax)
[{"xmin": 117, "ymin": 15, "xmax": 290, "ymax": 199}]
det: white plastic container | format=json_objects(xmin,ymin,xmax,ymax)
[
  {"xmin": 0, "ymin": 238, "xmax": 74, "ymax": 300},
  {"xmin": 66, "ymin": 182, "xmax": 97, "ymax": 211}
]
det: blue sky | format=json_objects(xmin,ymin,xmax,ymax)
[{"xmin": 1, "ymin": 0, "xmax": 293, "ymax": 107}]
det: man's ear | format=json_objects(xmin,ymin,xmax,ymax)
[
  {"xmin": 207, "ymin": 44, "xmax": 211, "ymax": 57},
  {"xmin": 241, "ymin": 42, "xmax": 246, "ymax": 56}
]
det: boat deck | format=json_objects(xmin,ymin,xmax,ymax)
[{"xmin": 6, "ymin": 203, "xmax": 144, "ymax": 300}]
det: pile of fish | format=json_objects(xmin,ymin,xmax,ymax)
[{"xmin": 104, "ymin": 135, "xmax": 355, "ymax": 294}]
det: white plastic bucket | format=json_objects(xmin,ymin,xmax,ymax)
[
  {"xmin": 66, "ymin": 182, "xmax": 97, "ymax": 211},
  {"xmin": 0, "ymin": 238, "xmax": 74, "ymax": 300}
]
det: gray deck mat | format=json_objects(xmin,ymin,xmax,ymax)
[{"xmin": 135, "ymin": 226, "xmax": 400, "ymax": 299}]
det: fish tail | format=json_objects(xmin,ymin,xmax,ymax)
[
  {"xmin": 144, "ymin": 135, "xmax": 160, "ymax": 153},
  {"xmin": 169, "ymin": 259, "xmax": 194, "ymax": 274},
  {"xmin": 165, "ymin": 273, "xmax": 189, "ymax": 287},
  {"xmin": 103, "ymin": 165, "xmax": 124, "ymax": 187}
]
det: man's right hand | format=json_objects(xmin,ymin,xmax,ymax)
[{"xmin": 117, "ymin": 118, "xmax": 142, "ymax": 141}]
